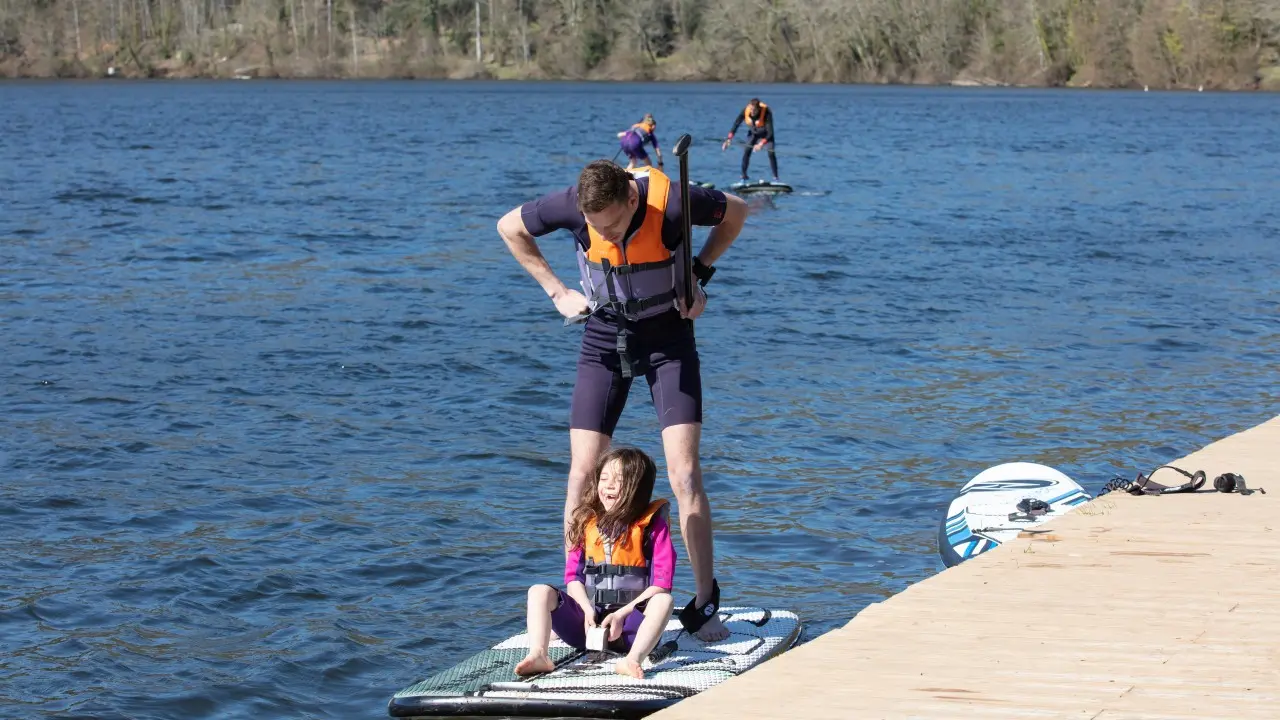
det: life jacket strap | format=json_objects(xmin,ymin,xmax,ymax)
[
  {"xmin": 587, "ymin": 562, "xmax": 650, "ymax": 579},
  {"xmin": 601, "ymin": 258, "xmax": 635, "ymax": 380},
  {"xmin": 586, "ymin": 257, "xmax": 674, "ymax": 275},
  {"xmin": 600, "ymin": 290, "xmax": 677, "ymax": 317},
  {"xmin": 591, "ymin": 588, "xmax": 639, "ymax": 609},
  {"xmin": 615, "ymin": 325, "xmax": 633, "ymax": 380}
]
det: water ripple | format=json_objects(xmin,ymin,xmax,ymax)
[{"xmin": 1, "ymin": 81, "xmax": 1278, "ymax": 719}]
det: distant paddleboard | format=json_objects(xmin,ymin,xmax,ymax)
[
  {"xmin": 729, "ymin": 180, "xmax": 792, "ymax": 194},
  {"xmin": 388, "ymin": 606, "xmax": 801, "ymax": 718},
  {"xmin": 937, "ymin": 462, "xmax": 1092, "ymax": 568},
  {"xmin": 623, "ymin": 166, "xmax": 713, "ymax": 189}
]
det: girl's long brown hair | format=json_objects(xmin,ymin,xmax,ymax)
[{"xmin": 566, "ymin": 447, "xmax": 657, "ymax": 552}]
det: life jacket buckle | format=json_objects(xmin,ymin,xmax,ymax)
[{"xmin": 615, "ymin": 327, "xmax": 635, "ymax": 379}]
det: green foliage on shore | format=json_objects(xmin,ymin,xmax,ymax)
[{"xmin": 3, "ymin": 0, "xmax": 1277, "ymax": 88}]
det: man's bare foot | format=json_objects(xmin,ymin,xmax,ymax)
[
  {"xmin": 615, "ymin": 657, "xmax": 645, "ymax": 679},
  {"xmin": 515, "ymin": 651, "xmax": 555, "ymax": 676},
  {"xmin": 693, "ymin": 614, "xmax": 730, "ymax": 642}
]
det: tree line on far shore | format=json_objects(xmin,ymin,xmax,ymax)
[{"xmin": 3, "ymin": 0, "xmax": 1279, "ymax": 89}]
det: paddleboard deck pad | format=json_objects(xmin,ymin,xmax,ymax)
[
  {"xmin": 729, "ymin": 180, "xmax": 792, "ymax": 194},
  {"xmin": 938, "ymin": 462, "xmax": 1092, "ymax": 567},
  {"xmin": 388, "ymin": 606, "xmax": 801, "ymax": 719}
]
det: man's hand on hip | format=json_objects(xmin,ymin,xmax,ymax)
[{"xmin": 553, "ymin": 289, "xmax": 591, "ymax": 319}]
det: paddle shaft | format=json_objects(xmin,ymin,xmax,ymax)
[{"xmin": 674, "ymin": 135, "xmax": 694, "ymax": 326}]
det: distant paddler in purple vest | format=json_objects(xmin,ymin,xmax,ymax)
[{"xmin": 616, "ymin": 114, "xmax": 663, "ymax": 171}]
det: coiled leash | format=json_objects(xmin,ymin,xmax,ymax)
[{"xmin": 1098, "ymin": 465, "xmax": 1265, "ymax": 497}]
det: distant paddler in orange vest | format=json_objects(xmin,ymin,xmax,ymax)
[
  {"xmin": 616, "ymin": 114, "xmax": 663, "ymax": 171},
  {"xmin": 721, "ymin": 98, "xmax": 778, "ymax": 182}
]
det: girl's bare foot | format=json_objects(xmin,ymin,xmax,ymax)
[
  {"xmin": 515, "ymin": 651, "xmax": 555, "ymax": 676},
  {"xmin": 615, "ymin": 657, "xmax": 645, "ymax": 679}
]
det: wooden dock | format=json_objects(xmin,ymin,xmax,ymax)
[{"xmin": 654, "ymin": 416, "xmax": 1280, "ymax": 719}]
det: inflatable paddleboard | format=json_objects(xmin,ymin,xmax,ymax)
[
  {"xmin": 937, "ymin": 462, "xmax": 1092, "ymax": 568},
  {"xmin": 729, "ymin": 180, "xmax": 792, "ymax": 194},
  {"xmin": 388, "ymin": 606, "xmax": 801, "ymax": 718}
]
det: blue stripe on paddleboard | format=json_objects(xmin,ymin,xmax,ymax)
[
  {"xmin": 1047, "ymin": 489, "xmax": 1087, "ymax": 504},
  {"xmin": 962, "ymin": 538, "xmax": 992, "ymax": 558},
  {"xmin": 946, "ymin": 515, "xmax": 973, "ymax": 544}
]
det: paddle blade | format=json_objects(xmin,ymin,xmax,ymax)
[{"xmin": 673, "ymin": 134, "xmax": 692, "ymax": 157}]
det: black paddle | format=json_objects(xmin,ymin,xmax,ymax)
[{"xmin": 673, "ymin": 133, "xmax": 695, "ymax": 327}]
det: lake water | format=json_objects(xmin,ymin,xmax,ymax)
[{"xmin": 2, "ymin": 80, "xmax": 1278, "ymax": 719}]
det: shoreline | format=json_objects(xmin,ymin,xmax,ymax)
[
  {"xmin": 4, "ymin": 55, "xmax": 1278, "ymax": 93},
  {"xmin": 3, "ymin": 73, "xmax": 1276, "ymax": 93}
]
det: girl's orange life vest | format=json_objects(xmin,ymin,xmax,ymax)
[{"xmin": 582, "ymin": 498, "xmax": 669, "ymax": 608}]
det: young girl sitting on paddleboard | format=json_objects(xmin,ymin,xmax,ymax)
[{"xmin": 516, "ymin": 446, "xmax": 676, "ymax": 679}]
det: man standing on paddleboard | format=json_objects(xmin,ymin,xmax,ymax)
[
  {"xmin": 496, "ymin": 158, "xmax": 748, "ymax": 641},
  {"xmin": 722, "ymin": 98, "xmax": 779, "ymax": 183}
]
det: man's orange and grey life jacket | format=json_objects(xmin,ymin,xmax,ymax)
[
  {"xmin": 583, "ymin": 498, "xmax": 669, "ymax": 609},
  {"xmin": 574, "ymin": 167, "xmax": 682, "ymax": 376},
  {"xmin": 743, "ymin": 102, "xmax": 770, "ymax": 130}
]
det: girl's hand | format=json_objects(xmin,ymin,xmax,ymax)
[
  {"xmin": 600, "ymin": 606, "xmax": 633, "ymax": 641},
  {"xmin": 582, "ymin": 605, "xmax": 598, "ymax": 630}
]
